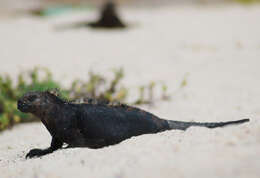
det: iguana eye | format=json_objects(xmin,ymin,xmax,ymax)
[{"xmin": 28, "ymin": 95, "xmax": 37, "ymax": 102}]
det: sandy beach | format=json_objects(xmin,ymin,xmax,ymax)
[{"xmin": 0, "ymin": 4, "xmax": 260, "ymax": 178}]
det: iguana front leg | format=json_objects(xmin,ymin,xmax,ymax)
[{"xmin": 26, "ymin": 137, "xmax": 63, "ymax": 159}]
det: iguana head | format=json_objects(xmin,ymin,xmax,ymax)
[{"xmin": 17, "ymin": 90, "xmax": 62, "ymax": 113}]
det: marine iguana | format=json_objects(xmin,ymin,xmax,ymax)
[
  {"xmin": 17, "ymin": 91, "xmax": 249, "ymax": 158},
  {"xmin": 54, "ymin": 2, "xmax": 126, "ymax": 31},
  {"xmin": 88, "ymin": 1, "xmax": 126, "ymax": 28}
]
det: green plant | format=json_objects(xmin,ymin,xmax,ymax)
[
  {"xmin": 69, "ymin": 68, "xmax": 127, "ymax": 102},
  {"xmin": 0, "ymin": 67, "xmax": 175, "ymax": 132},
  {"xmin": 234, "ymin": 0, "xmax": 260, "ymax": 4}
]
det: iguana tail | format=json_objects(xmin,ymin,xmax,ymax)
[{"xmin": 167, "ymin": 118, "xmax": 249, "ymax": 131}]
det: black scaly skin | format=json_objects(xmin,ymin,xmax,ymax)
[{"xmin": 17, "ymin": 91, "xmax": 249, "ymax": 158}]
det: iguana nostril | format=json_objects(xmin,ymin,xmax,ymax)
[{"xmin": 18, "ymin": 100, "xmax": 24, "ymax": 105}]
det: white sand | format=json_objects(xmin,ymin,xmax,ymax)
[{"xmin": 0, "ymin": 4, "xmax": 260, "ymax": 178}]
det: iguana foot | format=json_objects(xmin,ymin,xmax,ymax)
[{"xmin": 26, "ymin": 148, "xmax": 52, "ymax": 159}]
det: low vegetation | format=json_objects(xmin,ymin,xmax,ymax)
[{"xmin": 0, "ymin": 67, "xmax": 175, "ymax": 132}]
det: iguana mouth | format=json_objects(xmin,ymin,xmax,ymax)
[{"xmin": 17, "ymin": 100, "xmax": 30, "ymax": 113}]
